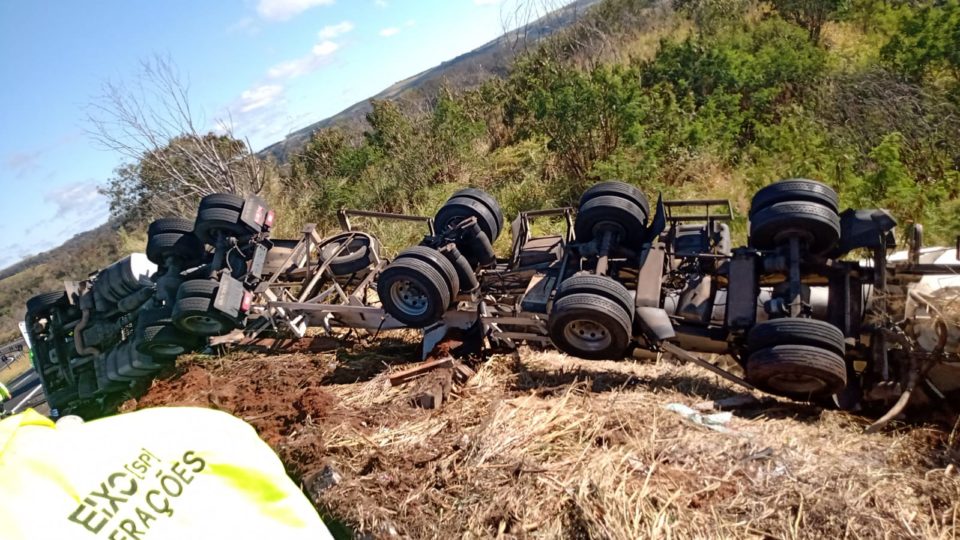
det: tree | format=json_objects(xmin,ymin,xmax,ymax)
[
  {"xmin": 89, "ymin": 56, "xmax": 267, "ymax": 221},
  {"xmin": 881, "ymin": 0, "xmax": 960, "ymax": 88},
  {"xmin": 672, "ymin": 0, "xmax": 749, "ymax": 36},
  {"xmin": 772, "ymin": 0, "xmax": 844, "ymax": 43}
]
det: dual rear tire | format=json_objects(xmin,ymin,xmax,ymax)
[
  {"xmin": 548, "ymin": 274, "xmax": 634, "ymax": 360},
  {"xmin": 377, "ymin": 246, "xmax": 460, "ymax": 328},
  {"xmin": 749, "ymin": 179, "xmax": 841, "ymax": 254},
  {"xmin": 575, "ymin": 181, "xmax": 649, "ymax": 250},
  {"xmin": 171, "ymin": 279, "xmax": 241, "ymax": 337},
  {"xmin": 146, "ymin": 217, "xmax": 205, "ymax": 266},
  {"xmin": 745, "ymin": 318, "xmax": 847, "ymax": 400}
]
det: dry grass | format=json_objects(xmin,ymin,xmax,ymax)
[
  {"xmin": 291, "ymin": 349, "xmax": 960, "ymax": 539},
  {"xmin": 0, "ymin": 353, "xmax": 33, "ymax": 387}
]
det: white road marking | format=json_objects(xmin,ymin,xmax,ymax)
[{"xmin": 11, "ymin": 384, "xmax": 42, "ymax": 414}]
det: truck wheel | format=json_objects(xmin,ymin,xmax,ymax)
[
  {"xmin": 126, "ymin": 344, "xmax": 165, "ymax": 373},
  {"xmin": 146, "ymin": 217, "xmax": 205, "ymax": 266},
  {"xmin": 555, "ymin": 274, "xmax": 634, "ymax": 320},
  {"xmin": 749, "ymin": 201, "xmax": 840, "ymax": 254},
  {"xmin": 26, "ymin": 291, "xmax": 66, "ymax": 317},
  {"xmin": 172, "ymin": 279, "xmax": 238, "ymax": 336},
  {"xmin": 749, "ymin": 179, "xmax": 839, "ymax": 218},
  {"xmin": 574, "ymin": 195, "xmax": 647, "ymax": 249},
  {"xmin": 395, "ymin": 245, "xmax": 460, "ymax": 299},
  {"xmin": 194, "ymin": 207, "xmax": 253, "ymax": 245},
  {"xmin": 579, "ymin": 181, "xmax": 650, "ymax": 222},
  {"xmin": 747, "ymin": 318, "xmax": 845, "ymax": 357},
  {"xmin": 115, "ymin": 344, "xmax": 158, "ymax": 379},
  {"xmin": 172, "ymin": 297, "xmax": 237, "ymax": 336},
  {"xmin": 435, "ymin": 196, "xmax": 500, "ymax": 243},
  {"xmin": 548, "ymin": 293, "xmax": 632, "ymax": 360},
  {"xmin": 199, "ymin": 193, "xmax": 244, "ymax": 212},
  {"xmin": 377, "ymin": 258, "xmax": 450, "ymax": 328},
  {"xmin": 449, "ymin": 188, "xmax": 504, "ymax": 239},
  {"xmin": 94, "ymin": 352, "xmax": 126, "ymax": 392},
  {"xmin": 176, "ymin": 278, "xmax": 218, "ymax": 299},
  {"xmin": 746, "ymin": 344, "xmax": 847, "ymax": 399},
  {"xmin": 317, "ymin": 232, "xmax": 380, "ymax": 276},
  {"xmin": 136, "ymin": 308, "xmax": 202, "ymax": 358}
]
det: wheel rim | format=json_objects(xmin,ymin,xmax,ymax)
[
  {"xmin": 180, "ymin": 314, "xmax": 228, "ymax": 334},
  {"xmin": 766, "ymin": 372, "xmax": 829, "ymax": 394},
  {"xmin": 389, "ymin": 280, "xmax": 429, "ymax": 317},
  {"xmin": 562, "ymin": 319, "xmax": 612, "ymax": 352}
]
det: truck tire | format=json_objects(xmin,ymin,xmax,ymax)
[
  {"xmin": 548, "ymin": 293, "xmax": 632, "ymax": 360},
  {"xmin": 377, "ymin": 257, "xmax": 451, "ymax": 328},
  {"xmin": 176, "ymin": 278, "xmax": 219, "ymax": 300},
  {"xmin": 435, "ymin": 196, "xmax": 500, "ymax": 243},
  {"xmin": 449, "ymin": 188, "xmax": 504, "ymax": 239},
  {"xmin": 747, "ymin": 318, "xmax": 845, "ymax": 357},
  {"xmin": 146, "ymin": 217, "xmax": 204, "ymax": 266},
  {"xmin": 575, "ymin": 195, "xmax": 647, "ymax": 249},
  {"xmin": 579, "ymin": 181, "xmax": 650, "ymax": 222},
  {"xmin": 115, "ymin": 344, "xmax": 157, "ymax": 379},
  {"xmin": 125, "ymin": 344, "xmax": 164, "ymax": 373},
  {"xmin": 750, "ymin": 179, "xmax": 839, "ymax": 218},
  {"xmin": 317, "ymin": 232, "xmax": 380, "ymax": 276},
  {"xmin": 746, "ymin": 344, "xmax": 847, "ymax": 399},
  {"xmin": 194, "ymin": 207, "xmax": 252, "ymax": 245},
  {"xmin": 556, "ymin": 274, "xmax": 634, "ymax": 320},
  {"xmin": 172, "ymin": 296, "xmax": 238, "ymax": 336},
  {"xmin": 148, "ymin": 217, "xmax": 194, "ymax": 236},
  {"xmin": 396, "ymin": 245, "xmax": 460, "ymax": 299},
  {"xmin": 26, "ymin": 291, "xmax": 66, "ymax": 317},
  {"xmin": 198, "ymin": 193, "xmax": 245, "ymax": 212},
  {"xmin": 749, "ymin": 201, "xmax": 840, "ymax": 254},
  {"xmin": 136, "ymin": 308, "xmax": 202, "ymax": 358}
]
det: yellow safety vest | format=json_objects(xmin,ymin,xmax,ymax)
[{"xmin": 0, "ymin": 407, "xmax": 332, "ymax": 539}]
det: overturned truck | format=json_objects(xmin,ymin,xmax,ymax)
[{"xmin": 23, "ymin": 180, "xmax": 960, "ymax": 426}]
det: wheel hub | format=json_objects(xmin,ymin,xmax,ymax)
[
  {"xmin": 562, "ymin": 319, "xmax": 612, "ymax": 352},
  {"xmin": 181, "ymin": 314, "xmax": 226, "ymax": 334},
  {"xmin": 390, "ymin": 280, "xmax": 429, "ymax": 316}
]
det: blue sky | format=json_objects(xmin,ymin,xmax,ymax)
[{"xmin": 0, "ymin": 0, "xmax": 523, "ymax": 269}]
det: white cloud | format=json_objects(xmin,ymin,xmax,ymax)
[
  {"xmin": 266, "ymin": 38, "xmax": 340, "ymax": 79},
  {"xmin": 312, "ymin": 40, "xmax": 340, "ymax": 56},
  {"xmin": 238, "ymin": 84, "xmax": 284, "ymax": 112},
  {"xmin": 43, "ymin": 180, "xmax": 109, "ymax": 222},
  {"xmin": 267, "ymin": 58, "xmax": 315, "ymax": 79},
  {"xmin": 257, "ymin": 0, "xmax": 335, "ymax": 21},
  {"xmin": 379, "ymin": 27, "xmax": 399, "ymax": 37},
  {"xmin": 404, "ymin": 19, "xmax": 416, "ymax": 27},
  {"xmin": 374, "ymin": 0, "xmax": 387, "ymax": 6},
  {"xmin": 318, "ymin": 20, "xmax": 354, "ymax": 38}
]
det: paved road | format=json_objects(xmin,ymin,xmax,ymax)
[{"xmin": 3, "ymin": 368, "xmax": 48, "ymax": 416}]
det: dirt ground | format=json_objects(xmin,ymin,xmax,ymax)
[{"xmin": 124, "ymin": 335, "xmax": 960, "ymax": 539}]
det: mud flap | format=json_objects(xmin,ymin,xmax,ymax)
[
  {"xmin": 421, "ymin": 323, "xmax": 450, "ymax": 361},
  {"xmin": 214, "ymin": 274, "xmax": 246, "ymax": 319},
  {"xmin": 420, "ymin": 319, "xmax": 485, "ymax": 361},
  {"xmin": 636, "ymin": 307, "xmax": 676, "ymax": 342}
]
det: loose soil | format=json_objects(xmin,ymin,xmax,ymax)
[{"xmin": 124, "ymin": 336, "xmax": 960, "ymax": 538}]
